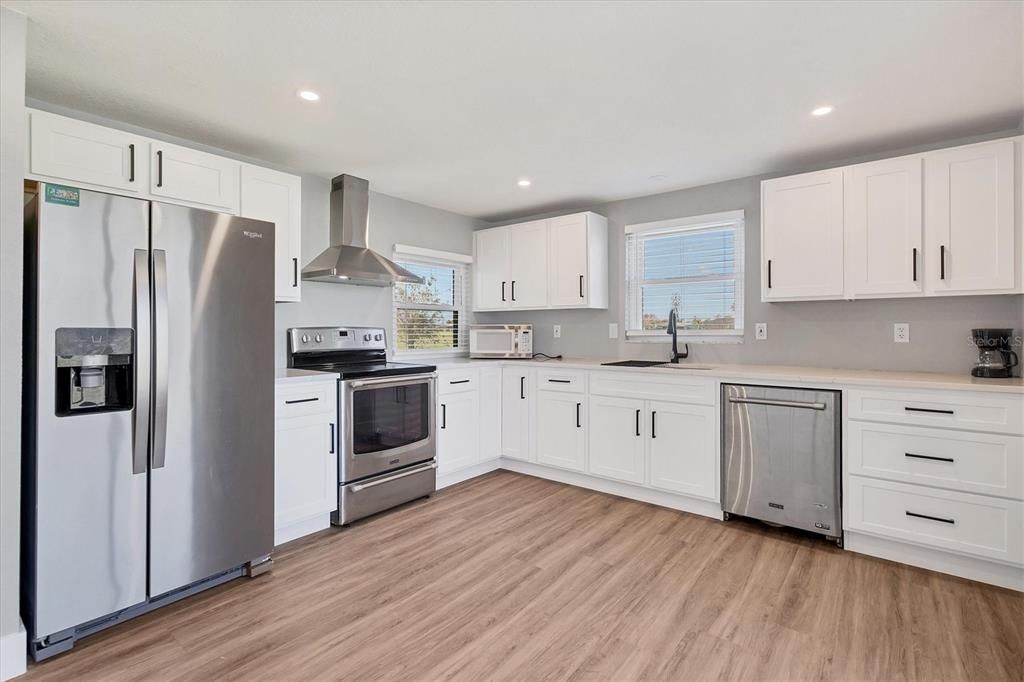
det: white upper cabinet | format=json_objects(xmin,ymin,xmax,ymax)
[
  {"xmin": 845, "ymin": 156, "xmax": 924, "ymax": 297},
  {"xmin": 28, "ymin": 110, "xmax": 148, "ymax": 194},
  {"xmin": 761, "ymin": 168, "xmax": 846, "ymax": 301},
  {"xmin": 924, "ymin": 139, "xmax": 1017, "ymax": 295},
  {"xmin": 150, "ymin": 141, "xmax": 240, "ymax": 213},
  {"xmin": 473, "ymin": 212, "xmax": 609, "ymax": 312},
  {"xmin": 240, "ymin": 165, "xmax": 303, "ymax": 302}
]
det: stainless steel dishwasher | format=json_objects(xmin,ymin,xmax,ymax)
[{"xmin": 721, "ymin": 384, "xmax": 842, "ymax": 546}]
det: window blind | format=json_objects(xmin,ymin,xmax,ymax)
[
  {"xmin": 625, "ymin": 210, "xmax": 744, "ymax": 340},
  {"xmin": 392, "ymin": 255, "xmax": 470, "ymax": 353}
]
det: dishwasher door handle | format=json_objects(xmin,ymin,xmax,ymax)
[{"xmin": 728, "ymin": 396, "xmax": 827, "ymax": 410}]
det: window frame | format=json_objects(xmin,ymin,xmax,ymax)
[
  {"xmin": 391, "ymin": 244, "xmax": 472, "ymax": 357},
  {"xmin": 624, "ymin": 209, "xmax": 745, "ymax": 344}
]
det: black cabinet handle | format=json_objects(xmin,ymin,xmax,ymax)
[
  {"xmin": 449, "ymin": 379, "xmax": 470, "ymax": 385},
  {"xmin": 906, "ymin": 511, "xmax": 955, "ymax": 525},
  {"xmin": 329, "ymin": 423, "xmax": 335, "ymax": 454},
  {"xmin": 912, "ymin": 247, "xmax": 917, "ymax": 282},
  {"xmin": 767, "ymin": 259, "xmax": 772, "ymax": 289},
  {"xmin": 905, "ymin": 452, "xmax": 954, "ymax": 463},
  {"xmin": 940, "ymin": 245, "xmax": 945, "ymax": 280},
  {"xmin": 501, "ymin": 281, "xmax": 506, "ymax": 302},
  {"xmin": 905, "ymin": 406, "xmax": 954, "ymax": 415},
  {"xmin": 441, "ymin": 404, "xmax": 446, "ymax": 429},
  {"xmin": 511, "ymin": 280, "xmax": 516, "ymax": 301},
  {"xmin": 128, "ymin": 143, "xmax": 135, "ymax": 182},
  {"xmin": 579, "ymin": 274, "xmax": 585, "ymax": 298},
  {"xmin": 651, "ymin": 411, "xmax": 657, "ymax": 439},
  {"xmin": 156, "ymin": 150, "xmax": 163, "ymax": 187},
  {"xmin": 635, "ymin": 409, "xmax": 640, "ymax": 437},
  {"xmin": 548, "ymin": 379, "xmax": 571, "ymax": 384},
  {"xmin": 284, "ymin": 397, "xmax": 319, "ymax": 404},
  {"xmin": 520, "ymin": 376, "xmax": 525, "ymax": 400},
  {"xmin": 292, "ymin": 258, "xmax": 298, "ymax": 287},
  {"xmin": 576, "ymin": 402, "xmax": 581, "ymax": 428}
]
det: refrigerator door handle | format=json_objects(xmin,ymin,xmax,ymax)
[
  {"xmin": 152, "ymin": 249, "xmax": 169, "ymax": 469},
  {"xmin": 132, "ymin": 249, "xmax": 151, "ymax": 475}
]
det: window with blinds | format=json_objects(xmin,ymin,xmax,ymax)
[
  {"xmin": 625, "ymin": 210, "xmax": 744, "ymax": 341},
  {"xmin": 392, "ymin": 248, "xmax": 470, "ymax": 354}
]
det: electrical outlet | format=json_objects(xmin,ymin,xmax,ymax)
[
  {"xmin": 755, "ymin": 323, "xmax": 767, "ymax": 340},
  {"xmin": 553, "ymin": 325, "xmax": 561, "ymax": 339},
  {"xmin": 894, "ymin": 323, "xmax": 910, "ymax": 343},
  {"xmin": 608, "ymin": 322, "xmax": 619, "ymax": 339}
]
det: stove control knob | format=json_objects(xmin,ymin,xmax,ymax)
[
  {"xmin": 314, "ymin": 334, "xmax": 323, "ymax": 343},
  {"xmin": 301, "ymin": 334, "xmax": 309, "ymax": 343},
  {"xmin": 374, "ymin": 334, "xmax": 383, "ymax": 341},
  {"xmin": 363, "ymin": 333, "xmax": 372, "ymax": 342}
]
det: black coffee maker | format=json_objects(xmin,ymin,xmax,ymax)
[{"xmin": 971, "ymin": 329, "xmax": 1018, "ymax": 378}]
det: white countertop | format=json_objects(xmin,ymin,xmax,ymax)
[
  {"xmin": 275, "ymin": 368, "xmax": 339, "ymax": 384},
  {"xmin": 420, "ymin": 356, "xmax": 1024, "ymax": 394}
]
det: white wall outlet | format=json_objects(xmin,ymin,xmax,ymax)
[
  {"xmin": 553, "ymin": 325, "xmax": 561, "ymax": 339},
  {"xmin": 894, "ymin": 323, "xmax": 910, "ymax": 343},
  {"xmin": 755, "ymin": 323, "xmax": 767, "ymax": 340},
  {"xmin": 608, "ymin": 322, "xmax": 619, "ymax": 339}
]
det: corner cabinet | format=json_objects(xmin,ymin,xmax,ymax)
[
  {"xmin": 436, "ymin": 368, "xmax": 502, "ymax": 487},
  {"xmin": 761, "ymin": 136, "xmax": 1022, "ymax": 302},
  {"xmin": 473, "ymin": 211, "xmax": 608, "ymax": 311},
  {"xmin": 26, "ymin": 108, "xmax": 303, "ymax": 302}
]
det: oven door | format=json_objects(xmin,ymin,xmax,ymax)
[{"xmin": 341, "ymin": 373, "xmax": 436, "ymax": 482}]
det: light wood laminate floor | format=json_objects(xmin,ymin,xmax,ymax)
[{"xmin": 24, "ymin": 471, "xmax": 1024, "ymax": 681}]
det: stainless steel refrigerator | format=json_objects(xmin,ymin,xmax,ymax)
[{"xmin": 22, "ymin": 184, "xmax": 275, "ymax": 661}]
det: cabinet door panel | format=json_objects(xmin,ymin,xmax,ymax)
[
  {"xmin": 845, "ymin": 157, "xmax": 923, "ymax": 296},
  {"xmin": 29, "ymin": 110, "xmax": 147, "ymax": 193},
  {"xmin": 240, "ymin": 165, "xmax": 302, "ymax": 302},
  {"xmin": 535, "ymin": 391, "xmax": 585, "ymax": 472},
  {"xmin": 509, "ymin": 221, "xmax": 549, "ymax": 308},
  {"xmin": 438, "ymin": 391, "xmax": 479, "ymax": 474},
  {"xmin": 925, "ymin": 140, "xmax": 1015, "ymax": 294},
  {"xmin": 275, "ymin": 414, "xmax": 336, "ymax": 529},
  {"xmin": 478, "ymin": 367, "xmax": 502, "ymax": 461},
  {"xmin": 549, "ymin": 214, "xmax": 589, "ymax": 307},
  {"xmin": 151, "ymin": 141, "xmax": 240, "ymax": 212},
  {"xmin": 588, "ymin": 395, "xmax": 645, "ymax": 484},
  {"xmin": 762, "ymin": 169, "xmax": 844, "ymax": 300},
  {"xmin": 474, "ymin": 228, "xmax": 510, "ymax": 310},
  {"xmin": 502, "ymin": 368, "xmax": 532, "ymax": 461},
  {"xmin": 648, "ymin": 401, "xmax": 717, "ymax": 500}
]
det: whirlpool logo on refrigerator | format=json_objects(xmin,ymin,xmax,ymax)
[{"xmin": 242, "ymin": 230, "xmax": 264, "ymax": 240}]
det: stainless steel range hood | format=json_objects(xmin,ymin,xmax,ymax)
[{"xmin": 301, "ymin": 174, "xmax": 424, "ymax": 286}]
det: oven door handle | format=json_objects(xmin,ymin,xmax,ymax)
[
  {"xmin": 347, "ymin": 373, "xmax": 436, "ymax": 389},
  {"xmin": 350, "ymin": 461, "xmax": 437, "ymax": 492}
]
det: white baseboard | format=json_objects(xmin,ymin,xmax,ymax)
[
  {"xmin": 845, "ymin": 531, "xmax": 1024, "ymax": 591},
  {"xmin": 437, "ymin": 459, "xmax": 501, "ymax": 490},
  {"xmin": 0, "ymin": 621, "xmax": 26, "ymax": 681},
  {"xmin": 274, "ymin": 514, "xmax": 331, "ymax": 547},
  {"xmin": 499, "ymin": 458, "xmax": 723, "ymax": 520}
]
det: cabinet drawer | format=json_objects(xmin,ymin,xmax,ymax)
[
  {"xmin": 846, "ymin": 476, "xmax": 1023, "ymax": 565},
  {"xmin": 589, "ymin": 371, "xmax": 714, "ymax": 405},
  {"xmin": 438, "ymin": 369, "xmax": 479, "ymax": 395},
  {"xmin": 847, "ymin": 421, "xmax": 1024, "ymax": 499},
  {"xmin": 847, "ymin": 388, "xmax": 1024, "ymax": 435},
  {"xmin": 275, "ymin": 382, "xmax": 336, "ymax": 418},
  {"xmin": 536, "ymin": 369, "xmax": 586, "ymax": 393}
]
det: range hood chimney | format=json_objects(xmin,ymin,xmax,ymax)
[{"xmin": 301, "ymin": 174, "xmax": 424, "ymax": 286}]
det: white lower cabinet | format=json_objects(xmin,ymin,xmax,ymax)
[
  {"xmin": 436, "ymin": 367, "xmax": 502, "ymax": 483},
  {"xmin": 438, "ymin": 390, "xmax": 480, "ymax": 475},
  {"xmin": 274, "ymin": 379, "xmax": 338, "ymax": 546},
  {"xmin": 501, "ymin": 367, "xmax": 533, "ymax": 461},
  {"xmin": 648, "ymin": 401, "xmax": 717, "ymax": 499},
  {"xmin": 588, "ymin": 395, "xmax": 646, "ymax": 484},
  {"xmin": 535, "ymin": 390, "xmax": 586, "ymax": 472}
]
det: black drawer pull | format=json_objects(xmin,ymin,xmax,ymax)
[
  {"xmin": 292, "ymin": 258, "xmax": 298, "ymax": 287},
  {"xmin": 156, "ymin": 150, "xmax": 163, "ymax": 187},
  {"xmin": 329, "ymin": 423, "xmax": 335, "ymax": 454},
  {"xmin": 579, "ymin": 274, "xmax": 585, "ymax": 298},
  {"xmin": 449, "ymin": 379, "xmax": 471, "ymax": 385},
  {"xmin": 635, "ymin": 409, "xmax": 640, "ymax": 437},
  {"xmin": 939, "ymin": 244, "xmax": 946, "ymax": 280},
  {"xmin": 906, "ymin": 511, "xmax": 955, "ymax": 525},
  {"xmin": 651, "ymin": 411, "xmax": 657, "ymax": 439},
  {"xmin": 501, "ymin": 281, "xmax": 506, "ymax": 302},
  {"xmin": 511, "ymin": 280, "xmax": 516, "ymax": 301},
  {"xmin": 905, "ymin": 452, "xmax": 954, "ymax": 463},
  {"xmin": 548, "ymin": 379, "xmax": 571, "ymax": 384},
  {"xmin": 441, "ymin": 404, "xmax": 446, "ymax": 429},
  {"xmin": 912, "ymin": 247, "xmax": 917, "ymax": 282},
  {"xmin": 128, "ymin": 143, "xmax": 135, "ymax": 182},
  {"xmin": 520, "ymin": 376, "xmax": 525, "ymax": 400},
  {"xmin": 284, "ymin": 397, "xmax": 319, "ymax": 404},
  {"xmin": 767, "ymin": 259, "xmax": 772, "ymax": 289},
  {"xmin": 905, "ymin": 406, "xmax": 954, "ymax": 415},
  {"xmin": 576, "ymin": 402, "xmax": 581, "ymax": 428}
]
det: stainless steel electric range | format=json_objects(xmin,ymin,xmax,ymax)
[{"xmin": 287, "ymin": 327, "xmax": 437, "ymax": 525}]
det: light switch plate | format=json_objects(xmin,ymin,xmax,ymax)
[
  {"xmin": 553, "ymin": 325, "xmax": 561, "ymax": 339},
  {"xmin": 755, "ymin": 323, "xmax": 767, "ymax": 340},
  {"xmin": 894, "ymin": 323, "xmax": 909, "ymax": 343},
  {"xmin": 608, "ymin": 322, "xmax": 619, "ymax": 339}
]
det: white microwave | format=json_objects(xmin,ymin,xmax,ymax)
[{"xmin": 469, "ymin": 324, "xmax": 533, "ymax": 359}]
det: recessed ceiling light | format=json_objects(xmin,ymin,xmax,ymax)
[
  {"xmin": 517, "ymin": 179, "xmax": 532, "ymax": 187},
  {"xmin": 297, "ymin": 90, "xmax": 320, "ymax": 102},
  {"xmin": 811, "ymin": 105, "xmax": 834, "ymax": 117}
]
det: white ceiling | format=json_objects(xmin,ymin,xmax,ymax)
[{"xmin": 5, "ymin": 1, "xmax": 1022, "ymax": 220}]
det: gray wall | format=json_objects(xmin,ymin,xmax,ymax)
[
  {"xmin": 478, "ymin": 133, "xmax": 1024, "ymax": 375},
  {"xmin": 0, "ymin": 5, "xmax": 27, "ymax": 668}
]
